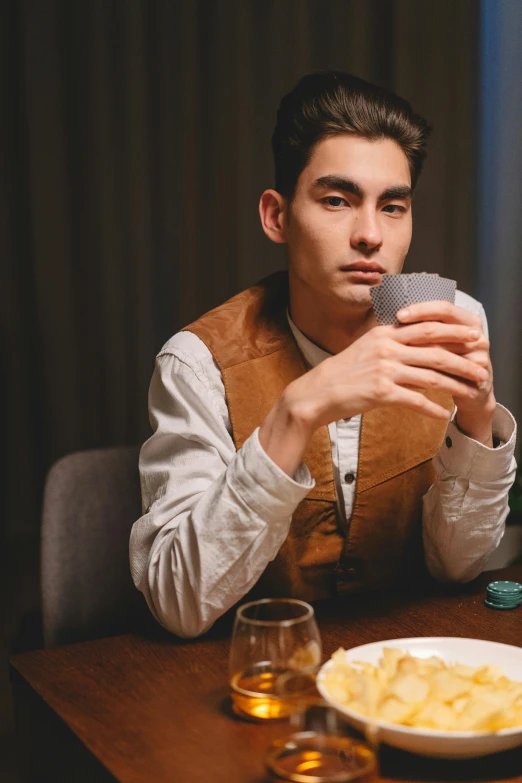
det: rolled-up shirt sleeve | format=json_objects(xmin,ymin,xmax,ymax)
[
  {"xmin": 129, "ymin": 337, "xmax": 313, "ymax": 639},
  {"xmin": 422, "ymin": 403, "xmax": 517, "ymax": 583}
]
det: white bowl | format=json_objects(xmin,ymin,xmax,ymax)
[{"xmin": 316, "ymin": 637, "xmax": 522, "ymax": 759}]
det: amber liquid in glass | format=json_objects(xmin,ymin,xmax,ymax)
[
  {"xmin": 230, "ymin": 665, "xmax": 318, "ymax": 720},
  {"xmin": 267, "ymin": 735, "xmax": 377, "ymax": 782}
]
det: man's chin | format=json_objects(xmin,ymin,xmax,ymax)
[{"xmin": 335, "ymin": 282, "xmax": 375, "ymax": 309}]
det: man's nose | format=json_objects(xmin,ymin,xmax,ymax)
[{"xmin": 350, "ymin": 209, "xmax": 383, "ymax": 252}]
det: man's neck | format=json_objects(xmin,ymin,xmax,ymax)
[{"xmin": 288, "ymin": 283, "xmax": 377, "ymax": 355}]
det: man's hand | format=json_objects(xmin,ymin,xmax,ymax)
[
  {"xmin": 259, "ymin": 314, "xmax": 487, "ymax": 476},
  {"xmin": 397, "ymin": 301, "xmax": 496, "ymax": 446},
  {"xmin": 287, "ymin": 318, "xmax": 486, "ymax": 427}
]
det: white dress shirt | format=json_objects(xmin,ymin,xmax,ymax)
[{"xmin": 130, "ymin": 289, "xmax": 517, "ymax": 638}]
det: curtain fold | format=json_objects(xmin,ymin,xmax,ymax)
[{"xmin": 2, "ymin": 0, "xmax": 486, "ymax": 533}]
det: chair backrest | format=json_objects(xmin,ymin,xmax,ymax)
[{"xmin": 41, "ymin": 446, "xmax": 146, "ymax": 647}]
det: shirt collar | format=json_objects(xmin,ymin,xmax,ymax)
[{"xmin": 286, "ymin": 310, "xmax": 332, "ymax": 368}]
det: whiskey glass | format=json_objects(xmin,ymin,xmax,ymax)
[
  {"xmin": 229, "ymin": 598, "xmax": 322, "ymax": 721},
  {"xmin": 265, "ymin": 700, "xmax": 379, "ymax": 782}
]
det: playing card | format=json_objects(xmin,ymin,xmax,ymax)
[
  {"xmin": 370, "ymin": 273, "xmax": 457, "ymax": 325},
  {"xmin": 406, "ymin": 273, "xmax": 456, "ymax": 307},
  {"xmin": 370, "ymin": 274, "xmax": 409, "ymax": 325}
]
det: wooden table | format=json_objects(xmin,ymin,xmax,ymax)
[{"xmin": 10, "ymin": 565, "xmax": 522, "ymax": 783}]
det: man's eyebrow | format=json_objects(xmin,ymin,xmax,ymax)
[
  {"xmin": 379, "ymin": 185, "xmax": 413, "ymax": 201},
  {"xmin": 313, "ymin": 176, "xmax": 364, "ymax": 199},
  {"xmin": 313, "ymin": 176, "xmax": 412, "ymax": 202}
]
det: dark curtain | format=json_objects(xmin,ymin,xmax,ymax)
[{"xmin": 1, "ymin": 0, "xmax": 480, "ymax": 535}]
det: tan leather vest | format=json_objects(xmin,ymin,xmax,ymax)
[{"xmin": 183, "ymin": 271, "xmax": 454, "ymax": 600}]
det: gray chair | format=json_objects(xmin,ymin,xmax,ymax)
[{"xmin": 41, "ymin": 446, "xmax": 148, "ymax": 648}]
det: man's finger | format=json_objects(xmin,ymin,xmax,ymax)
[
  {"xmin": 396, "ymin": 300, "xmax": 483, "ymax": 328},
  {"xmin": 394, "ymin": 366, "xmax": 480, "ymax": 400},
  {"xmin": 425, "ymin": 342, "xmax": 473, "ymax": 356},
  {"xmin": 390, "ymin": 386, "xmax": 451, "ymax": 420},
  {"xmin": 392, "ymin": 321, "xmax": 481, "ymax": 345},
  {"xmin": 399, "ymin": 345, "xmax": 488, "ymax": 383}
]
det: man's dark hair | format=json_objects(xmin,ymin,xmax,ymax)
[{"xmin": 272, "ymin": 71, "xmax": 432, "ymax": 201}]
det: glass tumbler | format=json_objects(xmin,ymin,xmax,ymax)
[
  {"xmin": 265, "ymin": 701, "xmax": 379, "ymax": 783},
  {"xmin": 229, "ymin": 598, "xmax": 322, "ymax": 721}
]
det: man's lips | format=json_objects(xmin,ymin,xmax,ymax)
[
  {"xmin": 340, "ymin": 261, "xmax": 385, "ymax": 273},
  {"xmin": 340, "ymin": 261, "xmax": 385, "ymax": 284}
]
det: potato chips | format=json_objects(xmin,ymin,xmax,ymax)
[{"xmin": 321, "ymin": 647, "xmax": 522, "ymax": 732}]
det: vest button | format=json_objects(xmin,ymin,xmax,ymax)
[
  {"xmin": 445, "ymin": 436, "xmax": 452, "ymax": 448},
  {"xmin": 344, "ymin": 472, "xmax": 356, "ymax": 484},
  {"xmin": 345, "ymin": 568, "xmax": 357, "ymax": 577}
]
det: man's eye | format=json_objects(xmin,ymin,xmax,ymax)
[
  {"xmin": 323, "ymin": 197, "xmax": 348, "ymax": 208},
  {"xmin": 382, "ymin": 204, "xmax": 406, "ymax": 214}
]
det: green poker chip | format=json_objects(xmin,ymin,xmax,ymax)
[
  {"xmin": 485, "ymin": 596, "xmax": 521, "ymax": 606},
  {"xmin": 487, "ymin": 581, "xmax": 522, "ymax": 594},
  {"xmin": 486, "ymin": 592, "xmax": 522, "ymax": 601},
  {"xmin": 484, "ymin": 598, "xmax": 521, "ymax": 610},
  {"xmin": 485, "ymin": 581, "xmax": 522, "ymax": 610}
]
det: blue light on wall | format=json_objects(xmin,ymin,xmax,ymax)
[{"xmin": 478, "ymin": 0, "xmax": 522, "ymax": 424}]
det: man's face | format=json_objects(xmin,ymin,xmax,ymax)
[{"xmin": 283, "ymin": 134, "xmax": 413, "ymax": 312}]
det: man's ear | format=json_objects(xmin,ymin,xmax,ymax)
[{"xmin": 258, "ymin": 189, "xmax": 287, "ymax": 244}]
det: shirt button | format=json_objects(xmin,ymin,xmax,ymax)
[
  {"xmin": 445, "ymin": 436, "xmax": 452, "ymax": 448},
  {"xmin": 344, "ymin": 472, "xmax": 356, "ymax": 484}
]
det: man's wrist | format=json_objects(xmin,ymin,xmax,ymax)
[
  {"xmin": 282, "ymin": 380, "xmax": 321, "ymax": 434},
  {"xmin": 258, "ymin": 386, "xmax": 316, "ymax": 478},
  {"xmin": 454, "ymin": 397, "xmax": 496, "ymax": 447}
]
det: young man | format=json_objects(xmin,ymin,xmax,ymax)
[{"xmin": 130, "ymin": 72, "xmax": 517, "ymax": 638}]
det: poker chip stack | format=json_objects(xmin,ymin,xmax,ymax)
[{"xmin": 484, "ymin": 581, "xmax": 522, "ymax": 610}]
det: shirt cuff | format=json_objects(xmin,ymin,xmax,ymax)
[
  {"xmin": 436, "ymin": 403, "xmax": 517, "ymax": 482},
  {"xmin": 227, "ymin": 427, "xmax": 315, "ymax": 521}
]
